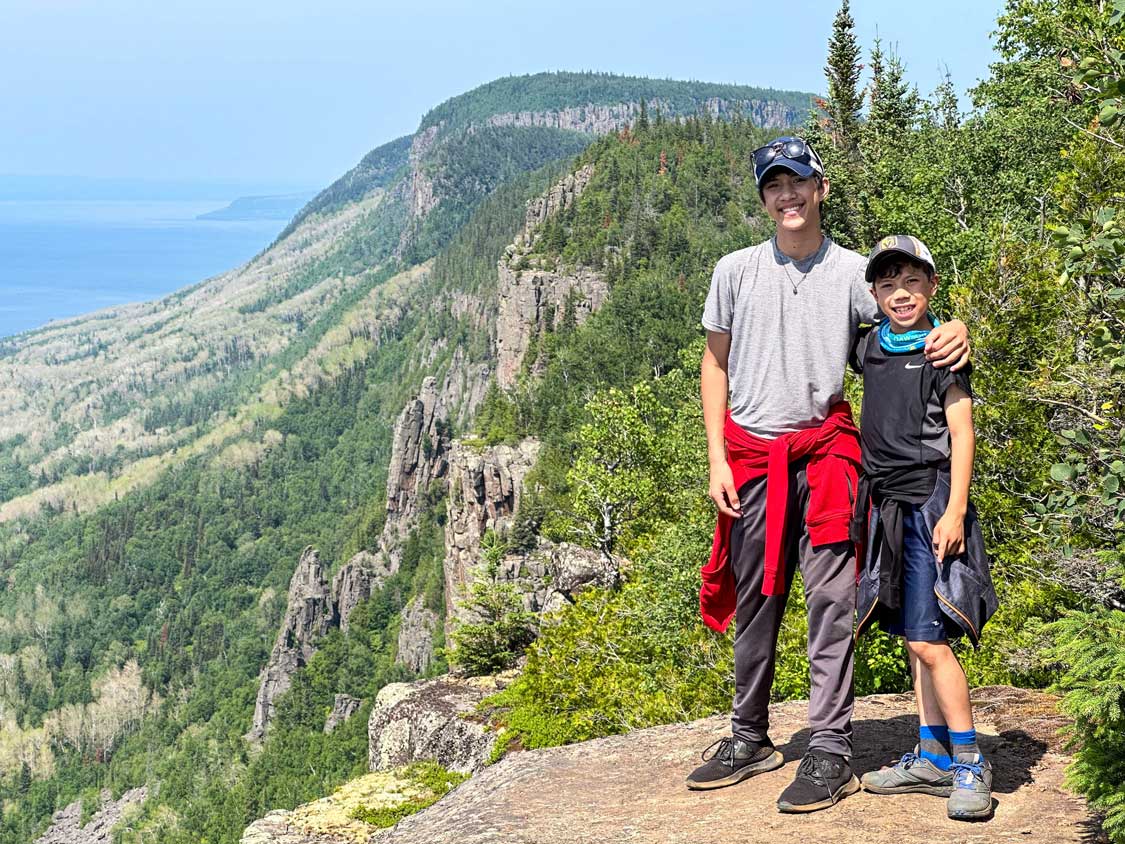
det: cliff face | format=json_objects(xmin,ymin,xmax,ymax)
[
  {"xmin": 248, "ymin": 547, "xmax": 336, "ymax": 741},
  {"xmin": 437, "ymin": 346, "xmax": 490, "ymax": 431},
  {"xmin": 379, "ymin": 377, "xmax": 452, "ymax": 570},
  {"xmin": 495, "ymin": 541, "xmax": 621, "ymax": 617},
  {"xmin": 407, "ymin": 125, "xmax": 441, "ymax": 222},
  {"xmin": 485, "ymin": 97, "xmax": 802, "ymax": 134},
  {"xmin": 33, "ymin": 787, "xmax": 148, "ymax": 844},
  {"xmin": 251, "ymin": 544, "xmax": 408, "ymax": 740},
  {"xmin": 495, "ymin": 165, "xmax": 607, "ymax": 389},
  {"xmin": 332, "ymin": 551, "xmax": 393, "ymax": 635},
  {"xmin": 395, "ymin": 596, "xmax": 439, "ymax": 674},
  {"xmin": 494, "ymin": 263, "xmax": 608, "ymax": 389},
  {"xmin": 443, "ymin": 439, "xmax": 541, "ymax": 637},
  {"xmin": 520, "ymin": 164, "xmax": 594, "ymax": 248}
]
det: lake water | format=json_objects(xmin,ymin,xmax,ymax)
[{"xmin": 0, "ymin": 200, "xmax": 287, "ymax": 339}]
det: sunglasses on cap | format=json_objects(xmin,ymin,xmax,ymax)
[{"xmin": 751, "ymin": 138, "xmax": 824, "ymax": 180}]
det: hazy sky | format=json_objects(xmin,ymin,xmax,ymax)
[{"xmin": 2, "ymin": 0, "xmax": 1002, "ymax": 189}]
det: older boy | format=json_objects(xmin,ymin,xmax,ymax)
[
  {"xmin": 852, "ymin": 235, "xmax": 997, "ymax": 821},
  {"xmin": 688, "ymin": 137, "xmax": 969, "ymax": 813}
]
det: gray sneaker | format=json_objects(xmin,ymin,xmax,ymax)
[
  {"xmin": 946, "ymin": 753, "xmax": 994, "ymax": 820},
  {"xmin": 860, "ymin": 746, "xmax": 955, "ymax": 797}
]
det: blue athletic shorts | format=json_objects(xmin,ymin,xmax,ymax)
[{"xmin": 884, "ymin": 504, "xmax": 951, "ymax": 642}]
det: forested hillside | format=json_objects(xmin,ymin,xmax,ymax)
[{"xmin": 0, "ymin": 74, "xmax": 814, "ymax": 842}]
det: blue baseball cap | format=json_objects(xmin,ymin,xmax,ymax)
[{"xmin": 753, "ymin": 136, "xmax": 825, "ymax": 188}]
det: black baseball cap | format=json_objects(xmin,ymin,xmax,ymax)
[{"xmin": 753, "ymin": 136, "xmax": 825, "ymax": 188}]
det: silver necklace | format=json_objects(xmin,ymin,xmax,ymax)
[{"xmin": 781, "ymin": 256, "xmax": 812, "ymax": 295}]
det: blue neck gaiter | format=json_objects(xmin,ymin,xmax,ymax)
[{"xmin": 877, "ymin": 313, "xmax": 941, "ymax": 354}]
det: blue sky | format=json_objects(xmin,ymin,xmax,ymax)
[{"xmin": 2, "ymin": 0, "xmax": 1002, "ymax": 190}]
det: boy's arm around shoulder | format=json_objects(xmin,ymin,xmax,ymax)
[
  {"xmin": 925, "ymin": 319, "xmax": 971, "ymax": 371},
  {"xmin": 932, "ymin": 384, "xmax": 974, "ymax": 563}
]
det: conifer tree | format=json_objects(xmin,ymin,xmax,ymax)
[
  {"xmin": 824, "ymin": 0, "xmax": 863, "ymax": 153},
  {"xmin": 865, "ymin": 40, "xmax": 919, "ymax": 160}
]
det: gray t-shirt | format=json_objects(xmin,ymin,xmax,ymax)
[{"xmin": 702, "ymin": 236, "xmax": 880, "ymax": 438}]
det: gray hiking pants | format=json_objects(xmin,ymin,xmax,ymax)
[{"xmin": 729, "ymin": 457, "xmax": 856, "ymax": 757}]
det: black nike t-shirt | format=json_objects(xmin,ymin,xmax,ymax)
[{"xmin": 851, "ymin": 328, "xmax": 973, "ymax": 482}]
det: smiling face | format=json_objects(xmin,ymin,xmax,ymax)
[
  {"xmin": 871, "ymin": 257, "xmax": 938, "ymax": 333},
  {"xmin": 759, "ymin": 169, "xmax": 829, "ymax": 234}
]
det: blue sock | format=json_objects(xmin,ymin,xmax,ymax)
[
  {"xmin": 918, "ymin": 724, "xmax": 952, "ymax": 770},
  {"xmin": 949, "ymin": 728, "xmax": 981, "ymax": 760}
]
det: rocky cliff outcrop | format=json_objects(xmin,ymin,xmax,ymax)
[
  {"xmin": 486, "ymin": 97, "xmax": 802, "ymax": 135},
  {"xmin": 378, "ymin": 377, "xmax": 452, "ymax": 570},
  {"xmin": 33, "ymin": 787, "xmax": 148, "ymax": 844},
  {"xmin": 438, "ymin": 346, "xmax": 490, "ymax": 430},
  {"xmin": 495, "ymin": 165, "xmax": 608, "ymax": 389},
  {"xmin": 495, "ymin": 540, "xmax": 621, "ymax": 617},
  {"xmin": 407, "ymin": 125, "xmax": 440, "ymax": 221},
  {"xmin": 494, "ymin": 262, "xmax": 608, "ymax": 389},
  {"xmin": 395, "ymin": 596, "xmax": 439, "ymax": 674},
  {"xmin": 332, "ymin": 551, "xmax": 393, "ymax": 634},
  {"xmin": 240, "ymin": 686, "xmax": 1094, "ymax": 844},
  {"xmin": 367, "ymin": 675, "xmax": 508, "ymax": 775},
  {"xmin": 374, "ymin": 687, "xmax": 1092, "ymax": 844},
  {"xmin": 443, "ymin": 439, "xmax": 541, "ymax": 636},
  {"xmin": 248, "ymin": 547, "xmax": 335, "ymax": 741},
  {"xmin": 324, "ymin": 694, "xmax": 363, "ymax": 735},
  {"xmin": 520, "ymin": 164, "xmax": 594, "ymax": 248}
]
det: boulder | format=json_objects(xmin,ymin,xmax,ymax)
[{"xmin": 367, "ymin": 675, "xmax": 507, "ymax": 775}]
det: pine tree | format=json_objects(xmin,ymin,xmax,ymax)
[
  {"xmin": 824, "ymin": 0, "xmax": 863, "ymax": 153},
  {"xmin": 865, "ymin": 40, "xmax": 919, "ymax": 161},
  {"xmin": 932, "ymin": 68, "xmax": 960, "ymax": 130}
]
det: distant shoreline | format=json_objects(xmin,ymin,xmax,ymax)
[{"xmin": 196, "ymin": 192, "xmax": 314, "ymax": 221}]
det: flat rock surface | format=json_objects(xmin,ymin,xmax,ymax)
[{"xmin": 375, "ymin": 686, "xmax": 1101, "ymax": 844}]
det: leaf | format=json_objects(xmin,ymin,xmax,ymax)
[
  {"xmin": 1051, "ymin": 463, "xmax": 1078, "ymax": 483},
  {"xmin": 1104, "ymin": 474, "xmax": 1122, "ymax": 495}
]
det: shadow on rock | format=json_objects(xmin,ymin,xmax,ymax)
[{"xmin": 777, "ymin": 714, "xmax": 1048, "ymax": 795}]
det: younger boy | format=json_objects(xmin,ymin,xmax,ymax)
[{"xmin": 850, "ymin": 235, "xmax": 998, "ymax": 821}]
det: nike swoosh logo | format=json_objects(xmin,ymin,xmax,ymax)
[{"xmin": 905, "ymin": 362, "xmax": 925, "ymax": 369}]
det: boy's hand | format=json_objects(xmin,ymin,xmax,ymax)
[
  {"xmin": 925, "ymin": 319, "xmax": 970, "ymax": 371},
  {"xmin": 709, "ymin": 461, "xmax": 741, "ymax": 519},
  {"xmin": 931, "ymin": 511, "xmax": 965, "ymax": 563}
]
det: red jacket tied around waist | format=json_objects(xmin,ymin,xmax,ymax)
[{"xmin": 700, "ymin": 403, "xmax": 861, "ymax": 632}]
